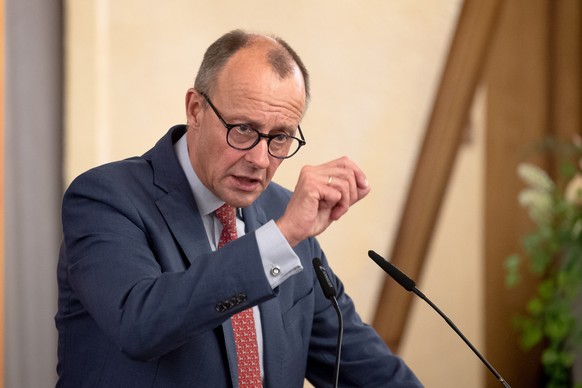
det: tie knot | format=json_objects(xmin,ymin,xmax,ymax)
[
  {"xmin": 215, "ymin": 204, "xmax": 238, "ymax": 247},
  {"xmin": 215, "ymin": 203, "xmax": 236, "ymax": 227}
]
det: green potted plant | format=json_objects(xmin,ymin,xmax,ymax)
[{"xmin": 506, "ymin": 138, "xmax": 582, "ymax": 387}]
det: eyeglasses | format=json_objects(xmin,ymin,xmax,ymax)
[{"xmin": 200, "ymin": 92, "xmax": 306, "ymax": 159}]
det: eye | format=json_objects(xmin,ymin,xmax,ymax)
[
  {"xmin": 270, "ymin": 133, "xmax": 291, "ymax": 145},
  {"xmin": 234, "ymin": 124, "xmax": 255, "ymax": 135}
]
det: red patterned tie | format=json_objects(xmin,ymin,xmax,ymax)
[{"xmin": 215, "ymin": 204, "xmax": 263, "ymax": 387}]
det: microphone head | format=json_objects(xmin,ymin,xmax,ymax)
[
  {"xmin": 312, "ymin": 257, "xmax": 337, "ymax": 299},
  {"xmin": 368, "ymin": 250, "xmax": 416, "ymax": 292}
]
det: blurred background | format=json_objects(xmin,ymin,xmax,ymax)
[{"xmin": 3, "ymin": 1, "xmax": 581, "ymax": 387}]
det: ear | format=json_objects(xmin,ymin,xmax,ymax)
[{"xmin": 185, "ymin": 88, "xmax": 204, "ymax": 129}]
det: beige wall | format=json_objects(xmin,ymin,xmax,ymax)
[{"xmin": 66, "ymin": 1, "xmax": 484, "ymax": 386}]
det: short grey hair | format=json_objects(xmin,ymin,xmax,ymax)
[{"xmin": 194, "ymin": 29, "xmax": 310, "ymax": 104}]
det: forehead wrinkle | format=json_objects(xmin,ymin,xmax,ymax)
[{"xmin": 221, "ymin": 90, "xmax": 304, "ymax": 129}]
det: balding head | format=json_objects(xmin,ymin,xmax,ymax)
[{"xmin": 194, "ymin": 30, "xmax": 310, "ymax": 106}]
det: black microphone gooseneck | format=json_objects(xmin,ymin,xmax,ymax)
[
  {"xmin": 367, "ymin": 250, "xmax": 511, "ymax": 388},
  {"xmin": 312, "ymin": 257, "xmax": 343, "ymax": 388}
]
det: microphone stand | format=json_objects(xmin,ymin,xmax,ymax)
[
  {"xmin": 368, "ymin": 250, "xmax": 511, "ymax": 388},
  {"xmin": 413, "ymin": 287, "xmax": 511, "ymax": 388},
  {"xmin": 329, "ymin": 295, "xmax": 343, "ymax": 388}
]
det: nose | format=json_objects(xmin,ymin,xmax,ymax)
[{"xmin": 244, "ymin": 138, "xmax": 270, "ymax": 169}]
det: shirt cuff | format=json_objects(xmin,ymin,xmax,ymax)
[{"xmin": 255, "ymin": 220, "xmax": 303, "ymax": 289}]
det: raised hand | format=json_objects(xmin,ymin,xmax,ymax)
[{"xmin": 276, "ymin": 156, "xmax": 371, "ymax": 247}]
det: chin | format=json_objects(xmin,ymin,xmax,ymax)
[{"xmin": 225, "ymin": 191, "xmax": 261, "ymax": 209}]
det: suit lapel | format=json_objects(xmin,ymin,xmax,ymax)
[
  {"xmin": 148, "ymin": 126, "xmax": 212, "ymax": 266},
  {"xmin": 155, "ymin": 182, "xmax": 211, "ymax": 266}
]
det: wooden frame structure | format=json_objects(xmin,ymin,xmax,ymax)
[
  {"xmin": 372, "ymin": 0, "xmax": 582, "ymax": 386},
  {"xmin": 372, "ymin": 0, "xmax": 503, "ymax": 350}
]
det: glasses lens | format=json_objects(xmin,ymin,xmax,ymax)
[
  {"xmin": 269, "ymin": 136, "xmax": 300, "ymax": 158},
  {"xmin": 227, "ymin": 125, "xmax": 259, "ymax": 149},
  {"xmin": 226, "ymin": 126, "xmax": 303, "ymax": 159}
]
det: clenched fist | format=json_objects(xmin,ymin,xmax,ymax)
[{"xmin": 276, "ymin": 156, "xmax": 371, "ymax": 247}]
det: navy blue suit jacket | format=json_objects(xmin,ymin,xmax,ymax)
[{"xmin": 55, "ymin": 125, "xmax": 422, "ymax": 387}]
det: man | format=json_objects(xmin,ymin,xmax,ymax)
[{"xmin": 56, "ymin": 29, "xmax": 422, "ymax": 387}]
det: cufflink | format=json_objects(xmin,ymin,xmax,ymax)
[{"xmin": 270, "ymin": 265, "xmax": 281, "ymax": 277}]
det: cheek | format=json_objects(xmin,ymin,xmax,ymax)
[
  {"xmin": 214, "ymin": 148, "xmax": 246, "ymax": 176},
  {"xmin": 265, "ymin": 160, "xmax": 283, "ymax": 181},
  {"xmin": 188, "ymin": 128, "xmax": 234, "ymax": 183}
]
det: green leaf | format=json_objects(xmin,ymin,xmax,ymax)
[
  {"xmin": 541, "ymin": 347, "xmax": 559, "ymax": 366},
  {"xmin": 516, "ymin": 317, "xmax": 543, "ymax": 349},
  {"xmin": 527, "ymin": 297, "xmax": 544, "ymax": 316},
  {"xmin": 504, "ymin": 254, "xmax": 522, "ymax": 287},
  {"xmin": 545, "ymin": 317, "xmax": 571, "ymax": 342},
  {"xmin": 538, "ymin": 279, "xmax": 555, "ymax": 300},
  {"xmin": 560, "ymin": 160, "xmax": 577, "ymax": 180}
]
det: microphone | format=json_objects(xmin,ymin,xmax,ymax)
[
  {"xmin": 312, "ymin": 257, "xmax": 343, "ymax": 388},
  {"xmin": 313, "ymin": 257, "xmax": 337, "ymax": 299},
  {"xmin": 368, "ymin": 250, "xmax": 511, "ymax": 388}
]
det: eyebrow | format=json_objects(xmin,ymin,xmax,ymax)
[
  {"xmin": 232, "ymin": 116, "xmax": 297, "ymax": 136},
  {"xmin": 214, "ymin": 100, "xmax": 298, "ymax": 136}
]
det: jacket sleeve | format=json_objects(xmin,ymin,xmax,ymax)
[{"xmin": 59, "ymin": 167, "xmax": 276, "ymax": 361}]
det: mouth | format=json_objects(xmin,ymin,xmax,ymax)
[{"xmin": 231, "ymin": 175, "xmax": 263, "ymax": 192}]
